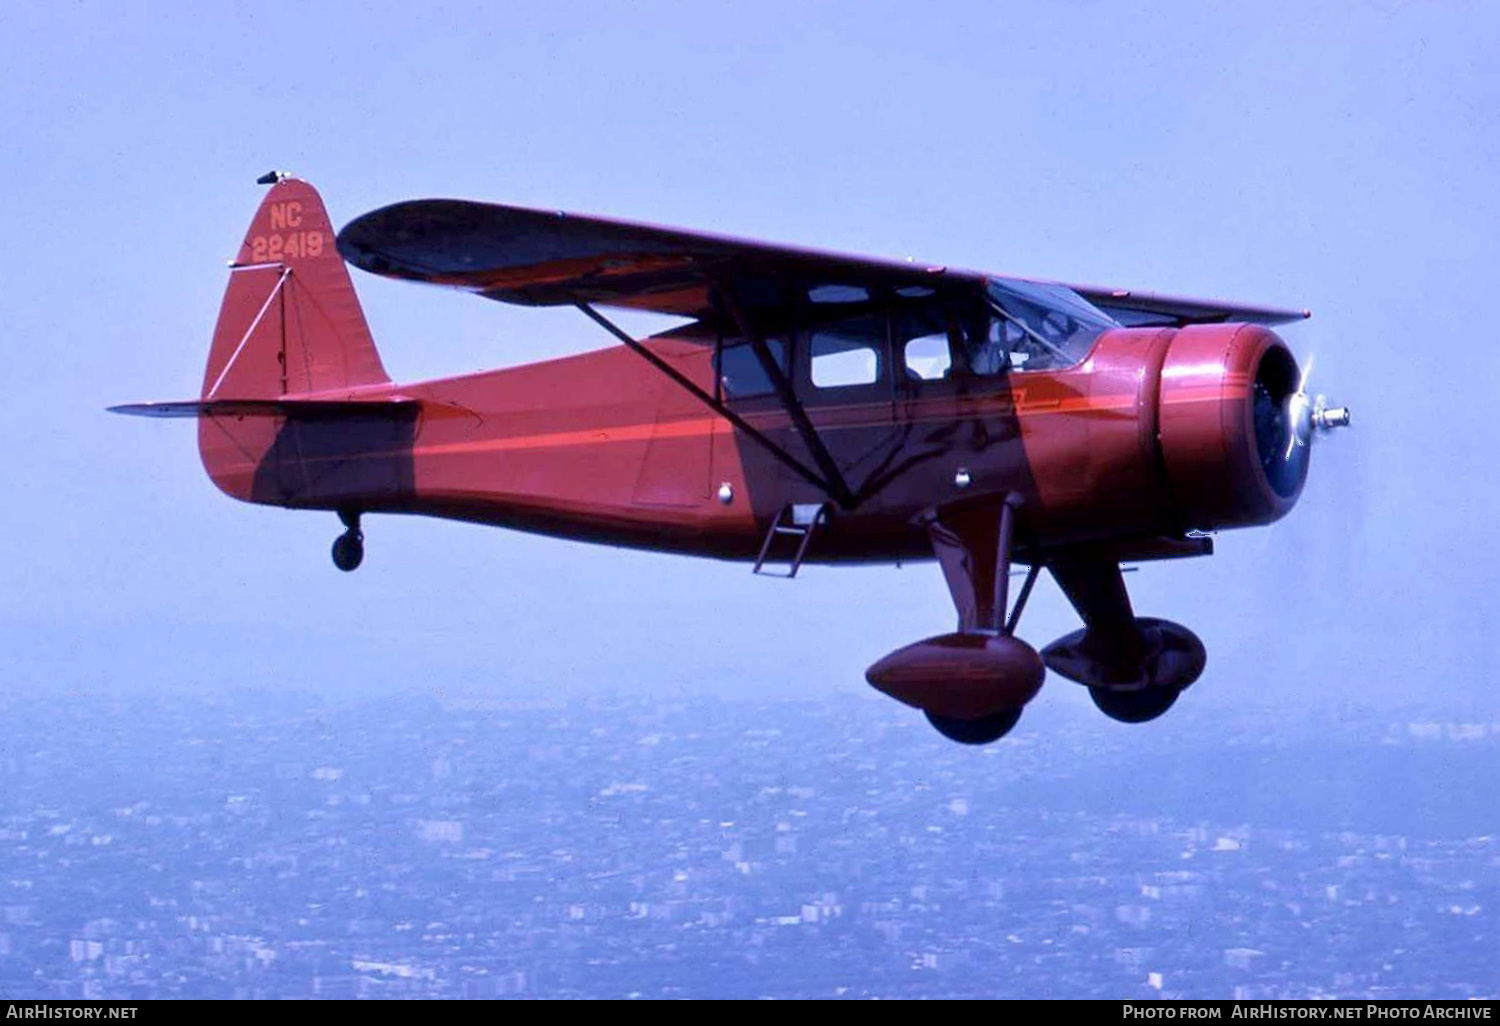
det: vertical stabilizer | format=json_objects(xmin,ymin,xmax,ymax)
[
  {"xmin": 202, "ymin": 177, "xmax": 389, "ymax": 399},
  {"xmin": 197, "ymin": 177, "xmax": 400, "ymax": 504}
]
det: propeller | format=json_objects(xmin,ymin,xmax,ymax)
[
  {"xmin": 1253, "ymin": 349, "xmax": 1351, "ymax": 499},
  {"xmin": 1284, "ymin": 353, "xmax": 1351, "ymax": 461},
  {"xmin": 1272, "ymin": 347, "xmax": 1365, "ymax": 634}
]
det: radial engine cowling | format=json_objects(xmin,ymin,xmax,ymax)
[{"xmin": 1157, "ymin": 325, "xmax": 1308, "ymax": 531}]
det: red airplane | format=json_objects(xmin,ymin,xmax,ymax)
[{"xmin": 114, "ymin": 174, "xmax": 1350, "ymax": 744}]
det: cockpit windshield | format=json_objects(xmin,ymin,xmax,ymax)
[{"xmin": 982, "ymin": 278, "xmax": 1118, "ymax": 372}]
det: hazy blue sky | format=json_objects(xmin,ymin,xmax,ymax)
[{"xmin": 2, "ymin": 1, "xmax": 1495, "ymax": 724}]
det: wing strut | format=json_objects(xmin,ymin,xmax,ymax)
[{"xmin": 574, "ymin": 303, "xmax": 852, "ymax": 506}]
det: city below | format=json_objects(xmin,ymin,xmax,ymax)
[{"xmin": 0, "ymin": 687, "xmax": 1494, "ymax": 999}]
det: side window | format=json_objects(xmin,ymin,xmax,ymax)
[
  {"xmin": 894, "ymin": 299, "xmax": 1006, "ymax": 382},
  {"xmin": 903, "ymin": 333, "xmax": 950, "ymax": 380},
  {"xmin": 962, "ymin": 316, "xmax": 1010, "ymax": 376},
  {"xmin": 717, "ymin": 338, "xmax": 787, "ymax": 398},
  {"xmin": 812, "ymin": 345, "xmax": 879, "ymax": 387},
  {"xmin": 807, "ymin": 283, "xmax": 870, "ymax": 305},
  {"xmin": 999, "ymin": 317, "xmax": 1036, "ymax": 370},
  {"xmin": 809, "ymin": 314, "xmax": 884, "ymax": 389}
]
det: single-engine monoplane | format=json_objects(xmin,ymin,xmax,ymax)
[{"xmin": 114, "ymin": 175, "xmax": 1350, "ymax": 743}]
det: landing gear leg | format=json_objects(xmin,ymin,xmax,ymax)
[
  {"xmin": 1042, "ymin": 560, "xmax": 1205, "ymax": 724},
  {"xmin": 332, "ymin": 509, "xmax": 364, "ymax": 572},
  {"xmin": 867, "ymin": 495, "xmax": 1045, "ymax": 744}
]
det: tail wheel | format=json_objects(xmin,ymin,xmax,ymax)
[
  {"xmin": 332, "ymin": 532, "xmax": 364, "ymax": 572},
  {"xmin": 924, "ymin": 708, "xmax": 1022, "ymax": 745},
  {"xmin": 1088, "ymin": 685, "xmax": 1179, "ymax": 724}
]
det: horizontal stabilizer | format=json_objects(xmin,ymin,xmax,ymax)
[{"xmin": 109, "ymin": 398, "xmax": 417, "ymax": 419}]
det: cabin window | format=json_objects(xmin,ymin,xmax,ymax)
[
  {"xmin": 717, "ymin": 338, "xmax": 787, "ymax": 398},
  {"xmin": 812, "ymin": 346, "xmax": 879, "ymax": 387},
  {"xmin": 903, "ymin": 333, "xmax": 950, "ymax": 381},
  {"xmin": 959, "ymin": 317, "xmax": 1010, "ymax": 376},
  {"xmin": 807, "ymin": 283, "xmax": 870, "ymax": 305},
  {"xmin": 809, "ymin": 314, "xmax": 884, "ymax": 389},
  {"xmin": 893, "ymin": 299, "xmax": 1006, "ymax": 382}
]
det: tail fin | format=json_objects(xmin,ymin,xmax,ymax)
[
  {"xmin": 203, "ymin": 176, "xmax": 389, "ymax": 399},
  {"xmin": 185, "ymin": 178, "xmax": 409, "ymax": 507}
]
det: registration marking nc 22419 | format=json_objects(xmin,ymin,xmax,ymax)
[{"xmin": 249, "ymin": 202, "xmax": 324, "ymax": 262}]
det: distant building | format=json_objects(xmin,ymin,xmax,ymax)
[
  {"xmin": 417, "ymin": 820, "xmax": 463, "ymax": 844},
  {"xmin": 1224, "ymin": 948, "xmax": 1266, "ymax": 970}
]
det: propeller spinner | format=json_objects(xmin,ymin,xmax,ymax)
[{"xmin": 1283, "ymin": 354, "xmax": 1351, "ymax": 460}]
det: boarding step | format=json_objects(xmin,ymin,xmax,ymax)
[{"xmin": 752, "ymin": 503, "xmax": 829, "ymax": 578}]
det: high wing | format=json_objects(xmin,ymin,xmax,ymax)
[
  {"xmin": 336, "ymin": 199, "xmax": 976, "ymax": 321},
  {"xmin": 337, "ymin": 197, "xmax": 1309, "ymax": 329},
  {"xmin": 1069, "ymin": 285, "xmax": 1309, "ymax": 328}
]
